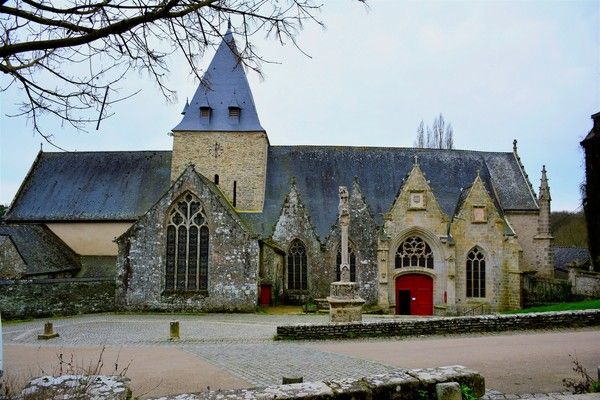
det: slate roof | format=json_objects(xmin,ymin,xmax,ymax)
[
  {"xmin": 554, "ymin": 246, "xmax": 590, "ymax": 272},
  {"xmin": 0, "ymin": 224, "xmax": 80, "ymax": 276},
  {"xmin": 6, "ymin": 151, "xmax": 172, "ymax": 221},
  {"xmin": 172, "ymin": 28, "xmax": 264, "ymax": 132},
  {"xmin": 7, "ymin": 146, "xmax": 538, "ymax": 240},
  {"xmin": 242, "ymin": 146, "xmax": 538, "ymax": 238}
]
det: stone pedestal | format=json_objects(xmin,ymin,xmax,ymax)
[
  {"xmin": 327, "ymin": 281, "xmax": 365, "ymax": 324},
  {"xmin": 37, "ymin": 322, "xmax": 59, "ymax": 340}
]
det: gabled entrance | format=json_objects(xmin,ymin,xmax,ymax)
[{"xmin": 395, "ymin": 274, "xmax": 433, "ymax": 315}]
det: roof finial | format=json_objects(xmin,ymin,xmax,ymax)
[
  {"xmin": 227, "ymin": 18, "xmax": 232, "ymax": 31},
  {"xmin": 40, "ymin": 142, "xmax": 43, "ymax": 152},
  {"xmin": 413, "ymin": 154, "xmax": 419, "ymax": 166},
  {"xmin": 513, "ymin": 139, "xmax": 518, "ymax": 153}
]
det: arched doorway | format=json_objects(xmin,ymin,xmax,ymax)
[{"xmin": 395, "ymin": 274, "xmax": 433, "ymax": 315}]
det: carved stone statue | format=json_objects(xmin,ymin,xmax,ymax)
[
  {"xmin": 328, "ymin": 185, "xmax": 365, "ymax": 323},
  {"xmin": 338, "ymin": 186, "xmax": 350, "ymax": 282}
]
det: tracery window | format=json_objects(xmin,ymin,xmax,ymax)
[
  {"xmin": 395, "ymin": 236, "xmax": 434, "ymax": 269},
  {"xmin": 165, "ymin": 193, "xmax": 209, "ymax": 292},
  {"xmin": 466, "ymin": 247, "xmax": 486, "ymax": 298},
  {"xmin": 287, "ymin": 239, "xmax": 307, "ymax": 290},
  {"xmin": 336, "ymin": 247, "xmax": 356, "ymax": 282}
]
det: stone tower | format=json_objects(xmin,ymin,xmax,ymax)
[
  {"xmin": 534, "ymin": 165, "xmax": 554, "ymax": 277},
  {"xmin": 170, "ymin": 27, "xmax": 269, "ymax": 211}
]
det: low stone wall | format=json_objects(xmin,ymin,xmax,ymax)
[
  {"xmin": 569, "ymin": 268, "xmax": 600, "ymax": 298},
  {"xmin": 0, "ymin": 278, "xmax": 116, "ymax": 320},
  {"xmin": 150, "ymin": 366, "xmax": 484, "ymax": 400},
  {"xmin": 21, "ymin": 375, "xmax": 131, "ymax": 400},
  {"xmin": 276, "ymin": 310, "xmax": 600, "ymax": 340},
  {"xmin": 522, "ymin": 274, "xmax": 572, "ymax": 306}
]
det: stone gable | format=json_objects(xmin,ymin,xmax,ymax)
[
  {"xmin": 115, "ymin": 165, "xmax": 259, "ymax": 312},
  {"xmin": 272, "ymin": 179, "xmax": 325, "ymax": 303},
  {"xmin": 450, "ymin": 175, "xmax": 522, "ymax": 311}
]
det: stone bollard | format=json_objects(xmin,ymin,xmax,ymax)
[
  {"xmin": 37, "ymin": 322, "xmax": 59, "ymax": 340},
  {"xmin": 436, "ymin": 382, "xmax": 461, "ymax": 400},
  {"xmin": 170, "ymin": 321, "xmax": 180, "ymax": 340},
  {"xmin": 282, "ymin": 376, "xmax": 303, "ymax": 384}
]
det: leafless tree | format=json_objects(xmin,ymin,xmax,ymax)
[
  {"xmin": 414, "ymin": 120, "xmax": 425, "ymax": 147},
  {"xmin": 0, "ymin": 0, "xmax": 330, "ymax": 147},
  {"xmin": 414, "ymin": 113, "xmax": 454, "ymax": 149}
]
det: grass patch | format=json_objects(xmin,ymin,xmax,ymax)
[
  {"xmin": 504, "ymin": 299, "xmax": 600, "ymax": 314},
  {"xmin": 255, "ymin": 305, "xmax": 304, "ymax": 315}
]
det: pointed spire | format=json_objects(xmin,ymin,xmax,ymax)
[
  {"xmin": 181, "ymin": 98, "xmax": 189, "ymax": 115},
  {"xmin": 513, "ymin": 139, "xmax": 518, "ymax": 153},
  {"xmin": 539, "ymin": 165, "xmax": 551, "ymax": 202},
  {"xmin": 172, "ymin": 26, "xmax": 264, "ymax": 132}
]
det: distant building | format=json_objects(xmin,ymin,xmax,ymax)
[
  {"xmin": 581, "ymin": 112, "xmax": 600, "ymax": 271},
  {"xmin": 3, "ymin": 29, "xmax": 555, "ymax": 315}
]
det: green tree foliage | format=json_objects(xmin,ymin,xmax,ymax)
[
  {"xmin": 551, "ymin": 211, "xmax": 588, "ymax": 247},
  {"xmin": 0, "ymin": 205, "xmax": 6, "ymax": 221}
]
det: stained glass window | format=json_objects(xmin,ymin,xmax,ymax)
[
  {"xmin": 466, "ymin": 247, "xmax": 486, "ymax": 298},
  {"xmin": 395, "ymin": 236, "xmax": 434, "ymax": 269},
  {"xmin": 336, "ymin": 247, "xmax": 356, "ymax": 282},
  {"xmin": 165, "ymin": 192, "xmax": 209, "ymax": 292},
  {"xmin": 287, "ymin": 239, "xmax": 307, "ymax": 290}
]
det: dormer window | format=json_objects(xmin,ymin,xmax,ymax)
[
  {"xmin": 200, "ymin": 106, "xmax": 211, "ymax": 119},
  {"xmin": 228, "ymin": 106, "xmax": 240, "ymax": 118}
]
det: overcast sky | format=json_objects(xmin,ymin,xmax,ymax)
[{"xmin": 1, "ymin": 0, "xmax": 599, "ymax": 212}]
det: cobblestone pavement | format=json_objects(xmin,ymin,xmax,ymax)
[
  {"xmin": 481, "ymin": 390, "xmax": 600, "ymax": 399},
  {"xmin": 3, "ymin": 313, "xmax": 399, "ymax": 386},
  {"xmin": 2, "ymin": 313, "xmax": 589, "ymax": 398}
]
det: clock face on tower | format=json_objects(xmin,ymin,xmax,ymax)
[{"xmin": 208, "ymin": 141, "xmax": 223, "ymax": 159}]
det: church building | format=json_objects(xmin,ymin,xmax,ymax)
[{"xmin": 3, "ymin": 29, "xmax": 554, "ymax": 315}]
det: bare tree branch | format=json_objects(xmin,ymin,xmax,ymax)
[{"xmin": 0, "ymin": 0, "xmax": 328, "ymax": 144}]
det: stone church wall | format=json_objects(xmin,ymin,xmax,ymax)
[
  {"xmin": 324, "ymin": 181, "xmax": 379, "ymax": 305},
  {"xmin": 505, "ymin": 211, "xmax": 539, "ymax": 271},
  {"xmin": 171, "ymin": 131, "xmax": 268, "ymax": 211},
  {"xmin": 271, "ymin": 181, "xmax": 326, "ymax": 304},
  {"xmin": 451, "ymin": 178, "xmax": 522, "ymax": 313},
  {"xmin": 381, "ymin": 164, "xmax": 451, "ymax": 311},
  {"xmin": 116, "ymin": 167, "xmax": 259, "ymax": 312},
  {"xmin": 259, "ymin": 242, "xmax": 285, "ymax": 305}
]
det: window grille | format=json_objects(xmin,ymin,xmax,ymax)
[
  {"xmin": 165, "ymin": 192, "xmax": 209, "ymax": 292},
  {"xmin": 200, "ymin": 106, "xmax": 211, "ymax": 118},
  {"xmin": 395, "ymin": 236, "xmax": 434, "ymax": 269},
  {"xmin": 287, "ymin": 239, "xmax": 307, "ymax": 290},
  {"xmin": 336, "ymin": 247, "xmax": 356, "ymax": 282},
  {"xmin": 229, "ymin": 106, "xmax": 240, "ymax": 117},
  {"xmin": 466, "ymin": 247, "xmax": 486, "ymax": 297}
]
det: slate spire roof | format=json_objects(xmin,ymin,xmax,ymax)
[{"xmin": 172, "ymin": 27, "xmax": 264, "ymax": 132}]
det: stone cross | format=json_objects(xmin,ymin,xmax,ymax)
[{"xmin": 339, "ymin": 186, "xmax": 350, "ymax": 282}]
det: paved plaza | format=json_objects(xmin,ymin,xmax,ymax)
[{"xmin": 2, "ymin": 313, "xmax": 600, "ymax": 398}]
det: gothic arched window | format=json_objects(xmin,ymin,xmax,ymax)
[
  {"xmin": 336, "ymin": 247, "xmax": 356, "ymax": 282},
  {"xmin": 466, "ymin": 247, "xmax": 486, "ymax": 298},
  {"xmin": 165, "ymin": 192, "xmax": 209, "ymax": 292},
  {"xmin": 287, "ymin": 239, "xmax": 307, "ymax": 290},
  {"xmin": 395, "ymin": 236, "xmax": 434, "ymax": 269}
]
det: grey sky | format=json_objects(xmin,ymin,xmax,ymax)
[{"xmin": 1, "ymin": 0, "xmax": 598, "ymax": 212}]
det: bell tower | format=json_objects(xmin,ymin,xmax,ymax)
[{"xmin": 171, "ymin": 26, "xmax": 269, "ymax": 212}]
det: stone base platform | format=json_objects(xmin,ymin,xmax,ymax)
[{"xmin": 327, "ymin": 281, "xmax": 365, "ymax": 324}]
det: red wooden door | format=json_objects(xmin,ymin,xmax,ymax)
[
  {"xmin": 395, "ymin": 274, "xmax": 433, "ymax": 315},
  {"xmin": 260, "ymin": 284, "xmax": 271, "ymax": 306}
]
